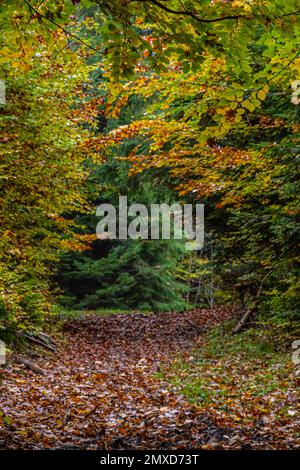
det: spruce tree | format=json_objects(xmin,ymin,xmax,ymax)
[{"xmin": 57, "ymin": 157, "xmax": 187, "ymax": 312}]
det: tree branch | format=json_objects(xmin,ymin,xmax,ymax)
[
  {"xmin": 136, "ymin": 0, "xmax": 251, "ymax": 23},
  {"xmin": 132, "ymin": 1, "xmax": 300, "ymax": 24},
  {"xmin": 16, "ymin": 356, "xmax": 47, "ymax": 375},
  {"xmin": 22, "ymin": 0, "xmax": 100, "ymax": 54}
]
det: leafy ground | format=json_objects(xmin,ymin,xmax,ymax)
[
  {"xmin": 0, "ymin": 309, "xmax": 298, "ymax": 450},
  {"xmin": 160, "ymin": 321, "xmax": 299, "ymax": 449}
]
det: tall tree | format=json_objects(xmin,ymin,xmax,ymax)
[{"xmin": 0, "ymin": 1, "xmax": 92, "ymax": 330}]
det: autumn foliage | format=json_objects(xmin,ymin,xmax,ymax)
[{"xmin": 0, "ymin": 0, "xmax": 299, "ymax": 332}]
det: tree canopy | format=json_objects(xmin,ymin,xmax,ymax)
[{"xmin": 0, "ymin": 0, "xmax": 299, "ymax": 334}]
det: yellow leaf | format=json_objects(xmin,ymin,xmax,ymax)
[
  {"xmin": 243, "ymin": 100, "xmax": 255, "ymax": 112},
  {"xmin": 12, "ymin": 61, "xmax": 30, "ymax": 71},
  {"xmin": 258, "ymin": 89, "xmax": 266, "ymax": 100}
]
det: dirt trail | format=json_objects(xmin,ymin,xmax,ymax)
[{"xmin": 0, "ymin": 308, "xmax": 253, "ymax": 450}]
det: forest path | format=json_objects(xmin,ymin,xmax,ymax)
[{"xmin": 1, "ymin": 308, "xmax": 250, "ymax": 450}]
